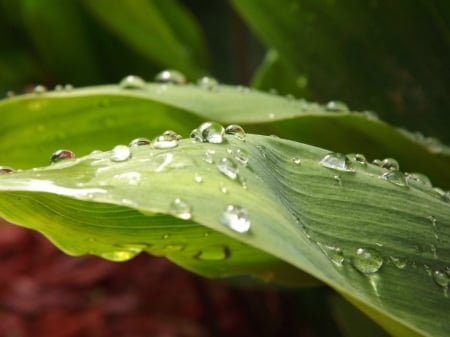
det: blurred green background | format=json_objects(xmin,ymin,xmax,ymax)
[{"xmin": 1, "ymin": 0, "xmax": 449, "ymax": 143}]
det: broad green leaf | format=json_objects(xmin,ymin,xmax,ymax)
[
  {"xmin": 0, "ymin": 133, "xmax": 449, "ymax": 337},
  {"xmin": 81, "ymin": 0, "xmax": 208, "ymax": 79},
  {"xmin": 231, "ymin": 0, "xmax": 450, "ymax": 144},
  {"xmin": 1, "ymin": 84, "xmax": 449, "ymax": 189}
]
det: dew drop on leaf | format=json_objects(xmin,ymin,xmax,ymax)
[
  {"xmin": 202, "ymin": 149, "xmax": 216, "ymax": 164},
  {"xmin": 119, "ymin": 75, "xmax": 146, "ymax": 89},
  {"xmin": 381, "ymin": 158, "xmax": 400, "ymax": 170},
  {"xmin": 216, "ymin": 157, "xmax": 239, "ymax": 180},
  {"xmin": 234, "ymin": 148, "xmax": 249, "ymax": 166},
  {"xmin": 389, "ymin": 256, "xmax": 407, "ymax": 269},
  {"xmin": 406, "ymin": 172, "xmax": 432, "ymax": 188},
  {"xmin": 291, "ymin": 157, "xmax": 301, "ymax": 165},
  {"xmin": 128, "ymin": 137, "xmax": 151, "ymax": 147},
  {"xmin": 33, "ymin": 85, "xmax": 47, "ymax": 94},
  {"xmin": 382, "ymin": 170, "xmax": 408, "ymax": 187},
  {"xmin": 225, "ymin": 124, "xmax": 246, "ymax": 140},
  {"xmin": 169, "ymin": 198, "xmax": 192, "ymax": 220},
  {"xmin": 317, "ymin": 242, "xmax": 344, "ymax": 266},
  {"xmin": 50, "ymin": 149, "xmax": 75, "ymax": 164},
  {"xmin": 110, "ymin": 145, "xmax": 131, "ymax": 162},
  {"xmin": 195, "ymin": 245, "xmax": 230, "ymax": 261},
  {"xmin": 193, "ymin": 174, "xmax": 203, "ymax": 183},
  {"xmin": 199, "ymin": 121, "xmax": 225, "ymax": 144},
  {"xmin": 197, "ymin": 76, "xmax": 218, "ymax": 91},
  {"xmin": 320, "ymin": 153, "xmax": 355, "ymax": 172},
  {"xmin": 101, "ymin": 249, "xmax": 139, "ymax": 262},
  {"xmin": 0, "ymin": 166, "xmax": 15, "ymax": 174},
  {"xmin": 154, "ymin": 69, "xmax": 186, "ymax": 84},
  {"xmin": 220, "ymin": 205, "xmax": 251, "ymax": 233},
  {"xmin": 433, "ymin": 270, "xmax": 450, "ymax": 288},
  {"xmin": 352, "ymin": 153, "xmax": 368, "ymax": 165},
  {"xmin": 153, "ymin": 131, "xmax": 179, "ymax": 149},
  {"xmin": 326, "ymin": 101, "xmax": 349, "ymax": 112},
  {"xmin": 352, "ymin": 248, "xmax": 383, "ymax": 274}
]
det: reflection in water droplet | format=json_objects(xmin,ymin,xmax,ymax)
[
  {"xmin": 320, "ymin": 153, "xmax": 355, "ymax": 172},
  {"xmin": 110, "ymin": 145, "xmax": 132, "ymax": 162},
  {"xmin": 154, "ymin": 69, "xmax": 186, "ymax": 84},
  {"xmin": 197, "ymin": 76, "xmax": 218, "ymax": 91},
  {"xmin": 0, "ymin": 166, "xmax": 15, "ymax": 174},
  {"xmin": 291, "ymin": 157, "xmax": 301, "ymax": 165},
  {"xmin": 433, "ymin": 270, "xmax": 450, "ymax": 288},
  {"xmin": 50, "ymin": 149, "xmax": 75, "ymax": 164},
  {"xmin": 169, "ymin": 198, "xmax": 192, "ymax": 220},
  {"xmin": 129, "ymin": 137, "xmax": 151, "ymax": 147},
  {"xmin": 220, "ymin": 205, "xmax": 251, "ymax": 233},
  {"xmin": 326, "ymin": 101, "xmax": 349, "ymax": 112},
  {"xmin": 382, "ymin": 170, "xmax": 408, "ymax": 187},
  {"xmin": 199, "ymin": 122, "xmax": 225, "ymax": 144},
  {"xmin": 195, "ymin": 245, "xmax": 230, "ymax": 261},
  {"xmin": 225, "ymin": 124, "xmax": 246, "ymax": 140},
  {"xmin": 119, "ymin": 75, "xmax": 146, "ymax": 89},
  {"xmin": 389, "ymin": 256, "xmax": 407, "ymax": 269},
  {"xmin": 352, "ymin": 248, "xmax": 383, "ymax": 274},
  {"xmin": 216, "ymin": 157, "xmax": 239, "ymax": 180},
  {"xmin": 317, "ymin": 242, "xmax": 344, "ymax": 266},
  {"xmin": 153, "ymin": 131, "xmax": 179, "ymax": 149},
  {"xmin": 381, "ymin": 158, "xmax": 399, "ymax": 170}
]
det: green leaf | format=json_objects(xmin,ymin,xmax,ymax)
[
  {"xmin": 81, "ymin": 0, "xmax": 209, "ymax": 79},
  {"xmin": 0, "ymin": 132, "xmax": 449, "ymax": 337}
]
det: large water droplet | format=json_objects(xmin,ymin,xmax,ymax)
[
  {"xmin": 119, "ymin": 75, "xmax": 146, "ymax": 89},
  {"xmin": 129, "ymin": 137, "xmax": 151, "ymax": 147},
  {"xmin": 169, "ymin": 198, "xmax": 192, "ymax": 220},
  {"xmin": 197, "ymin": 76, "xmax": 218, "ymax": 91},
  {"xmin": 352, "ymin": 248, "xmax": 383, "ymax": 274},
  {"xmin": 0, "ymin": 166, "xmax": 15, "ymax": 174},
  {"xmin": 326, "ymin": 101, "xmax": 349, "ymax": 112},
  {"xmin": 195, "ymin": 245, "xmax": 230, "ymax": 261},
  {"xmin": 220, "ymin": 205, "xmax": 251, "ymax": 233},
  {"xmin": 381, "ymin": 158, "xmax": 400, "ymax": 170},
  {"xmin": 216, "ymin": 157, "xmax": 239, "ymax": 180},
  {"xmin": 320, "ymin": 153, "xmax": 355, "ymax": 172},
  {"xmin": 382, "ymin": 170, "xmax": 408, "ymax": 187},
  {"xmin": 225, "ymin": 124, "xmax": 246, "ymax": 140},
  {"xmin": 433, "ymin": 270, "xmax": 450, "ymax": 288},
  {"xmin": 317, "ymin": 242, "xmax": 344, "ymax": 266},
  {"xmin": 199, "ymin": 122, "xmax": 225, "ymax": 144},
  {"xmin": 154, "ymin": 69, "xmax": 186, "ymax": 84},
  {"xmin": 50, "ymin": 149, "xmax": 75, "ymax": 164},
  {"xmin": 110, "ymin": 145, "xmax": 132, "ymax": 162},
  {"xmin": 153, "ymin": 131, "xmax": 179, "ymax": 149}
]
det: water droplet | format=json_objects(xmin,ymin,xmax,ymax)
[
  {"xmin": 0, "ymin": 166, "xmax": 15, "ymax": 174},
  {"xmin": 268, "ymin": 113, "xmax": 275, "ymax": 119},
  {"xmin": 194, "ymin": 174, "xmax": 203, "ymax": 183},
  {"xmin": 334, "ymin": 175, "xmax": 342, "ymax": 185},
  {"xmin": 169, "ymin": 198, "xmax": 192, "ymax": 220},
  {"xmin": 101, "ymin": 250, "xmax": 138, "ymax": 262},
  {"xmin": 234, "ymin": 148, "xmax": 249, "ymax": 166},
  {"xmin": 162, "ymin": 234, "xmax": 171, "ymax": 239},
  {"xmin": 197, "ymin": 76, "xmax": 218, "ymax": 91},
  {"xmin": 389, "ymin": 256, "xmax": 407, "ymax": 269},
  {"xmin": 433, "ymin": 270, "xmax": 450, "ymax": 288},
  {"xmin": 64, "ymin": 84, "xmax": 74, "ymax": 91},
  {"xmin": 110, "ymin": 145, "xmax": 132, "ymax": 162},
  {"xmin": 129, "ymin": 137, "xmax": 151, "ymax": 147},
  {"xmin": 362, "ymin": 110, "xmax": 379, "ymax": 120},
  {"xmin": 202, "ymin": 149, "xmax": 215, "ymax": 164},
  {"xmin": 225, "ymin": 124, "xmax": 246, "ymax": 140},
  {"xmin": 6, "ymin": 90, "xmax": 15, "ymax": 98},
  {"xmin": 50, "ymin": 149, "xmax": 75, "ymax": 164},
  {"xmin": 381, "ymin": 158, "xmax": 399, "ymax": 170},
  {"xmin": 195, "ymin": 245, "xmax": 230, "ymax": 261},
  {"xmin": 352, "ymin": 248, "xmax": 383, "ymax": 274},
  {"xmin": 220, "ymin": 205, "xmax": 251, "ymax": 233},
  {"xmin": 153, "ymin": 131, "xmax": 179, "ymax": 149},
  {"xmin": 320, "ymin": 153, "xmax": 355, "ymax": 172},
  {"xmin": 382, "ymin": 170, "xmax": 408, "ymax": 187},
  {"xmin": 154, "ymin": 69, "xmax": 186, "ymax": 84},
  {"xmin": 291, "ymin": 157, "xmax": 301, "ymax": 165},
  {"xmin": 372, "ymin": 159, "xmax": 382, "ymax": 167},
  {"xmin": 33, "ymin": 85, "xmax": 47, "ymax": 94},
  {"xmin": 317, "ymin": 242, "xmax": 344, "ymax": 266},
  {"xmin": 119, "ymin": 75, "xmax": 146, "ymax": 89},
  {"xmin": 216, "ymin": 157, "xmax": 239, "ymax": 180},
  {"xmin": 428, "ymin": 215, "xmax": 437, "ymax": 228},
  {"xmin": 54, "ymin": 84, "xmax": 63, "ymax": 91},
  {"xmin": 190, "ymin": 128, "xmax": 202, "ymax": 142},
  {"xmin": 219, "ymin": 183, "xmax": 228, "ymax": 194},
  {"xmin": 198, "ymin": 122, "xmax": 225, "ymax": 144},
  {"xmin": 326, "ymin": 101, "xmax": 349, "ymax": 112},
  {"xmin": 349, "ymin": 153, "xmax": 367, "ymax": 165},
  {"xmin": 163, "ymin": 244, "xmax": 185, "ymax": 252}
]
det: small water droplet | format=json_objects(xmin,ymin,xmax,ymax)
[
  {"xmin": 219, "ymin": 182, "xmax": 228, "ymax": 194},
  {"xmin": 349, "ymin": 153, "xmax": 367, "ymax": 165},
  {"xmin": 198, "ymin": 122, "xmax": 225, "ymax": 144},
  {"xmin": 153, "ymin": 131, "xmax": 179, "ymax": 149},
  {"xmin": 317, "ymin": 242, "xmax": 344, "ymax": 266},
  {"xmin": 382, "ymin": 170, "xmax": 408, "ymax": 187},
  {"xmin": 195, "ymin": 245, "xmax": 230, "ymax": 261},
  {"xmin": 119, "ymin": 75, "xmax": 146, "ymax": 89},
  {"xmin": 154, "ymin": 69, "xmax": 186, "ymax": 84},
  {"xmin": 362, "ymin": 110, "xmax": 379, "ymax": 120},
  {"xmin": 216, "ymin": 157, "xmax": 239, "ymax": 180},
  {"xmin": 372, "ymin": 159, "xmax": 382, "ymax": 167},
  {"xmin": 101, "ymin": 250, "xmax": 138, "ymax": 262},
  {"xmin": 326, "ymin": 101, "xmax": 349, "ymax": 112},
  {"xmin": 433, "ymin": 270, "xmax": 450, "ymax": 288},
  {"xmin": 381, "ymin": 158, "xmax": 400, "ymax": 170},
  {"xmin": 406, "ymin": 173, "xmax": 432, "ymax": 188},
  {"xmin": 320, "ymin": 153, "xmax": 355, "ymax": 172},
  {"xmin": 225, "ymin": 124, "xmax": 246, "ymax": 140},
  {"xmin": 169, "ymin": 198, "xmax": 192, "ymax": 220},
  {"xmin": 129, "ymin": 137, "xmax": 151, "ymax": 147},
  {"xmin": 64, "ymin": 84, "xmax": 74, "ymax": 91},
  {"xmin": 389, "ymin": 256, "xmax": 407, "ymax": 269},
  {"xmin": 162, "ymin": 234, "xmax": 171, "ymax": 239},
  {"xmin": 0, "ymin": 166, "xmax": 15, "ymax": 174},
  {"xmin": 234, "ymin": 148, "xmax": 249, "ymax": 166},
  {"xmin": 50, "ymin": 149, "xmax": 75, "ymax": 164},
  {"xmin": 428, "ymin": 215, "xmax": 437, "ymax": 228},
  {"xmin": 268, "ymin": 113, "xmax": 275, "ymax": 119},
  {"xmin": 291, "ymin": 157, "xmax": 301, "ymax": 165},
  {"xmin": 33, "ymin": 85, "xmax": 47, "ymax": 94},
  {"xmin": 220, "ymin": 205, "xmax": 251, "ymax": 233},
  {"xmin": 190, "ymin": 128, "xmax": 202, "ymax": 142},
  {"xmin": 110, "ymin": 145, "xmax": 132, "ymax": 162},
  {"xmin": 194, "ymin": 174, "xmax": 203, "ymax": 183},
  {"xmin": 54, "ymin": 84, "xmax": 63, "ymax": 91},
  {"xmin": 334, "ymin": 175, "xmax": 342, "ymax": 185},
  {"xmin": 352, "ymin": 248, "xmax": 383, "ymax": 274},
  {"xmin": 197, "ymin": 76, "xmax": 218, "ymax": 91}
]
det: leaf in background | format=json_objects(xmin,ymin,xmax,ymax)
[
  {"xmin": 0, "ymin": 131, "xmax": 449, "ymax": 337},
  {"xmin": 1, "ymin": 83, "xmax": 449, "ymax": 189},
  {"xmin": 82, "ymin": 0, "xmax": 209, "ymax": 79},
  {"xmin": 19, "ymin": 0, "xmax": 101, "ymax": 84},
  {"xmin": 231, "ymin": 0, "xmax": 450, "ymax": 144}
]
